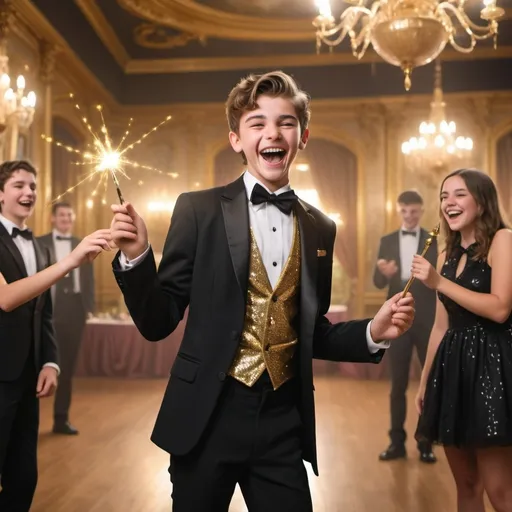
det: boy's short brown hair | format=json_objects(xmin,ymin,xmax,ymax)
[
  {"xmin": 0, "ymin": 160, "xmax": 37, "ymax": 192},
  {"xmin": 397, "ymin": 190, "xmax": 423, "ymax": 206},
  {"xmin": 225, "ymin": 71, "xmax": 311, "ymax": 136}
]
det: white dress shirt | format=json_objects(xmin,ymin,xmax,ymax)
[
  {"xmin": 0, "ymin": 214, "xmax": 60, "ymax": 374},
  {"xmin": 0, "ymin": 214, "xmax": 37, "ymax": 277},
  {"xmin": 121, "ymin": 171, "xmax": 388, "ymax": 353},
  {"xmin": 399, "ymin": 225, "xmax": 421, "ymax": 282},
  {"xmin": 52, "ymin": 229, "xmax": 80, "ymax": 293}
]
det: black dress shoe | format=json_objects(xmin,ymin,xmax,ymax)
[
  {"xmin": 419, "ymin": 446, "xmax": 437, "ymax": 463},
  {"xmin": 379, "ymin": 444, "xmax": 406, "ymax": 461},
  {"xmin": 53, "ymin": 422, "xmax": 79, "ymax": 435}
]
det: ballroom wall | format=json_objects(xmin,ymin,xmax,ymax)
[{"xmin": 9, "ymin": 18, "xmax": 512, "ymax": 319}]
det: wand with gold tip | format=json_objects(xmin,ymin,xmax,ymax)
[{"xmin": 402, "ymin": 223, "xmax": 440, "ymax": 298}]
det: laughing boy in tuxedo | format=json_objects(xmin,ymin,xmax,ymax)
[
  {"xmin": 374, "ymin": 190, "xmax": 437, "ymax": 463},
  {"xmin": 111, "ymin": 71, "xmax": 415, "ymax": 512}
]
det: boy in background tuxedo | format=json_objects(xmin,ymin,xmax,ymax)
[
  {"xmin": 374, "ymin": 190, "xmax": 437, "ymax": 463},
  {"xmin": 111, "ymin": 71, "xmax": 415, "ymax": 511},
  {"xmin": 38, "ymin": 202, "xmax": 95, "ymax": 435}
]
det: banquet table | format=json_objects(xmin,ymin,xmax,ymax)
[{"xmin": 75, "ymin": 306, "xmax": 420, "ymax": 380}]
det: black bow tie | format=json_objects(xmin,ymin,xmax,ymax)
[
  {"xmin": 401, "ymin": 230, "xmax": 417, "ymax": 237},
  {"xmin": 56, "ymin": 235, "xmax": 72, "ymax": 241},
  {"xmin": 250, "ymin": 183, "xmax": 298, "ymax": 215},
  {"xmin": 11, "ymin": 227, "xmax": 33, "ymax": 241}
]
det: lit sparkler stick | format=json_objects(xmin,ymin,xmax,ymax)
[{"xmin": 44, "ymin": 94, "xmax": 175, "ymax": 207}]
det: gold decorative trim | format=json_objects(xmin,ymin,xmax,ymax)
[
  {"xmin": 125, "ymin": 45, "xmax": 512, "ymax": 74},
  {"xmin": 118, "ymin": 0, "xmax": 314, "ymax": 42},
  {"xmin": 133, "ymin": 23, "xmax": 205, "ymax": 49},
  {"xmin": 74, "ymin": 0, "xmax": 129, "ymax": 67}
]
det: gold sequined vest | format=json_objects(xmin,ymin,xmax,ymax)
[{"xmin": 228, "ymin": 217, "xmax": 301, "ymax": 390}]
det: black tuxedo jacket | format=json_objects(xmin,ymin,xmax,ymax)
[
  {"xmin": 113, "ymin": 175, "xmax": 383, "ymax": 475},
  {"xmin": 37, "ymin": 233, "xmax": 95, "ymax": 319},
  {"xmin": 373, "ymin": 228, "xmax": 437, "ymax": 328},
  {"xmin": 0, "ymin": 223, "xmax": 58, "ymax": 381}
]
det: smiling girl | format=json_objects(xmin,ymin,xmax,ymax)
[{"xmin": 412, "ymin": 169, "xmax": 512, "ymax": 512}]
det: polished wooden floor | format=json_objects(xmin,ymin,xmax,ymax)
[{"xmin": 32, "ymin": 374, "xmax": 492, "ymax": 512}]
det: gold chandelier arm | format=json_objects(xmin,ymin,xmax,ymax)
[
  {"xmin": 438, "ymin": 2, "xmax": 498, "ymax": 37},
  {"xmin": 316, "ymin": 7, "xmax": 373, "ymax": 49}
]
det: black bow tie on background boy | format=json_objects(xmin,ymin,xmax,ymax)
[
  {"xmin": 250, "ymin": 183, "xmax": 298, "ymax": 215},
  {"xmin": 401, "ymin": 230, "xmax": 417, "ymax": 237}
]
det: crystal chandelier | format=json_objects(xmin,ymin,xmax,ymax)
[
  {"xmin": 0, "ymin": 65, "xmax": 36, "ymax": 133},
  {"xmin": 401, "ymin": 59, "xmax": 473, "ymax": 183},
  {"xmin": 313, "ymin": 0, "xmax": 504, "ymax": 90}
]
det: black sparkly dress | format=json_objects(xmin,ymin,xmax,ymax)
[{"xmin": 415, "ymin": 244, "xmax": 512, "ymax": 447}]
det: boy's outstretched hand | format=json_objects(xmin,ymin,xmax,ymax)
[
  {"xmin": 370, "ymin": 292, "xmax": 415, "ymax": 342},
  {"xmin": 110, "ymin": 202, "xmax": 148, "ymax": 261}
]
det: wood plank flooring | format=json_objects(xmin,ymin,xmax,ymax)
[{"xmin": 31, "ymin": 376, "xmax": 492, "ymax": 511}]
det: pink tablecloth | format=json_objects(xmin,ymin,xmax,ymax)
[{"xmin": 75, "ymin": 308, "xmax": 420, "ymax": 380}]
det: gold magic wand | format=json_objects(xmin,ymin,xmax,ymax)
[{"xmin": 402, "ymin": 224, "xmax": 440, "ymax": 298}]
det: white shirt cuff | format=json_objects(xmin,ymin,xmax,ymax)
[
  {"xmin": 366, "ymin": 321, "xmax": 390, "ymax": 353},
  {"xmin": 119, "ymin": 245, "xmax": 151, "ymax": 270},
  {"xmin": 43, "ymin": 362, "xmax": 60, "ymax": 375}
]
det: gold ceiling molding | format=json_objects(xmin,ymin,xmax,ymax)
[
  {"xmin": 133, "ymin": 23, "xmax": 205, "ymax": 49},
  {"xmin": 41, "ymin": 0, "xmax": 512, "ymax": 75},
  {"xmin": 112, "ymin": 89, "xmax": 512, "ymax": 122},
  {"xmin": 75, "ymin": 0, "xmax": 130, "ymax": 66},
  {"xmin": 125, "ymin": 45, "xmax": 512, "ymax": 74},
  {"xmin": 117, "ymin": 0, "xmax": 314, "ymax": 42}
]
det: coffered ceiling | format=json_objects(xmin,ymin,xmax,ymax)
[{"xmin": 27, "ymin": 0, "xmax": 512, "ymax": 104}]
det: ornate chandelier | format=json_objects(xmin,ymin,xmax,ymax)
[
  {"xmin": 401, "ymin": 59, "xmax": 473, "ymax": 183},
  {"xmin": 313, "ymin": 0, "xmax": 504, "ymax": 90},
  {"xmin": 0, "ymin": 64, "xmax": 36, "ymax": 133}
]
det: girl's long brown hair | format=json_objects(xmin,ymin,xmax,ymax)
[{"xmin": 440, "ymin": 169, "xmax": 508, "ymax": 261}]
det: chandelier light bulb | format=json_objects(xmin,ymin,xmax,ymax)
[
  {"xmin": 434, "ymin": 135, "xmax": 445, "ymax": 147},
  {"xmin": 26, "ymin": 91, "xmax": 36, "ymax": 108},
  {"xmin": 4, "ymin": 88, "xmax": 14, "ymax": 101},
  {"xmin": 16, "ymin": 75, "xmax": 25, "ymax": 91},
  {"xmin": 314, "ymin": 0, "xmax": 332, "ymax": 19},
  {"xmin": 0, "ymin": 73, "xmax": 9, "ymax": 88}
]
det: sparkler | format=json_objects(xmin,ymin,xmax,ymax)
[
  {"xmin": 43, "ymin": 94, "xmax": 177, "ymax": 206},
  {"xmin": 402, "ymin": 224, "xmax": 441, "ymax": 297}
]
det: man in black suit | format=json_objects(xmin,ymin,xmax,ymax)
[
  {"xmin": 111, "ymin": 71, "xmax": 415, "ymax": 511},
  {"xmin": 374, "ymin": 190, "xmax": 437, "ymax": 463},
  {"xmin": 0, "ymin": 160, "xmax": 59, "ymax": 511},
  {"xmin": 38, "ymin": 202, "xmax": 95, "ymax": 435}
]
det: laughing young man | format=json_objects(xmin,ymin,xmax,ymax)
[{"xmin": 111, "ymin": 71, "xmax": 415, "ymax": 511}]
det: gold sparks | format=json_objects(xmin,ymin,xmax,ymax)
[{"xmin": 45, "ymin": 94, "xmax": 179, "ymax": 206}]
